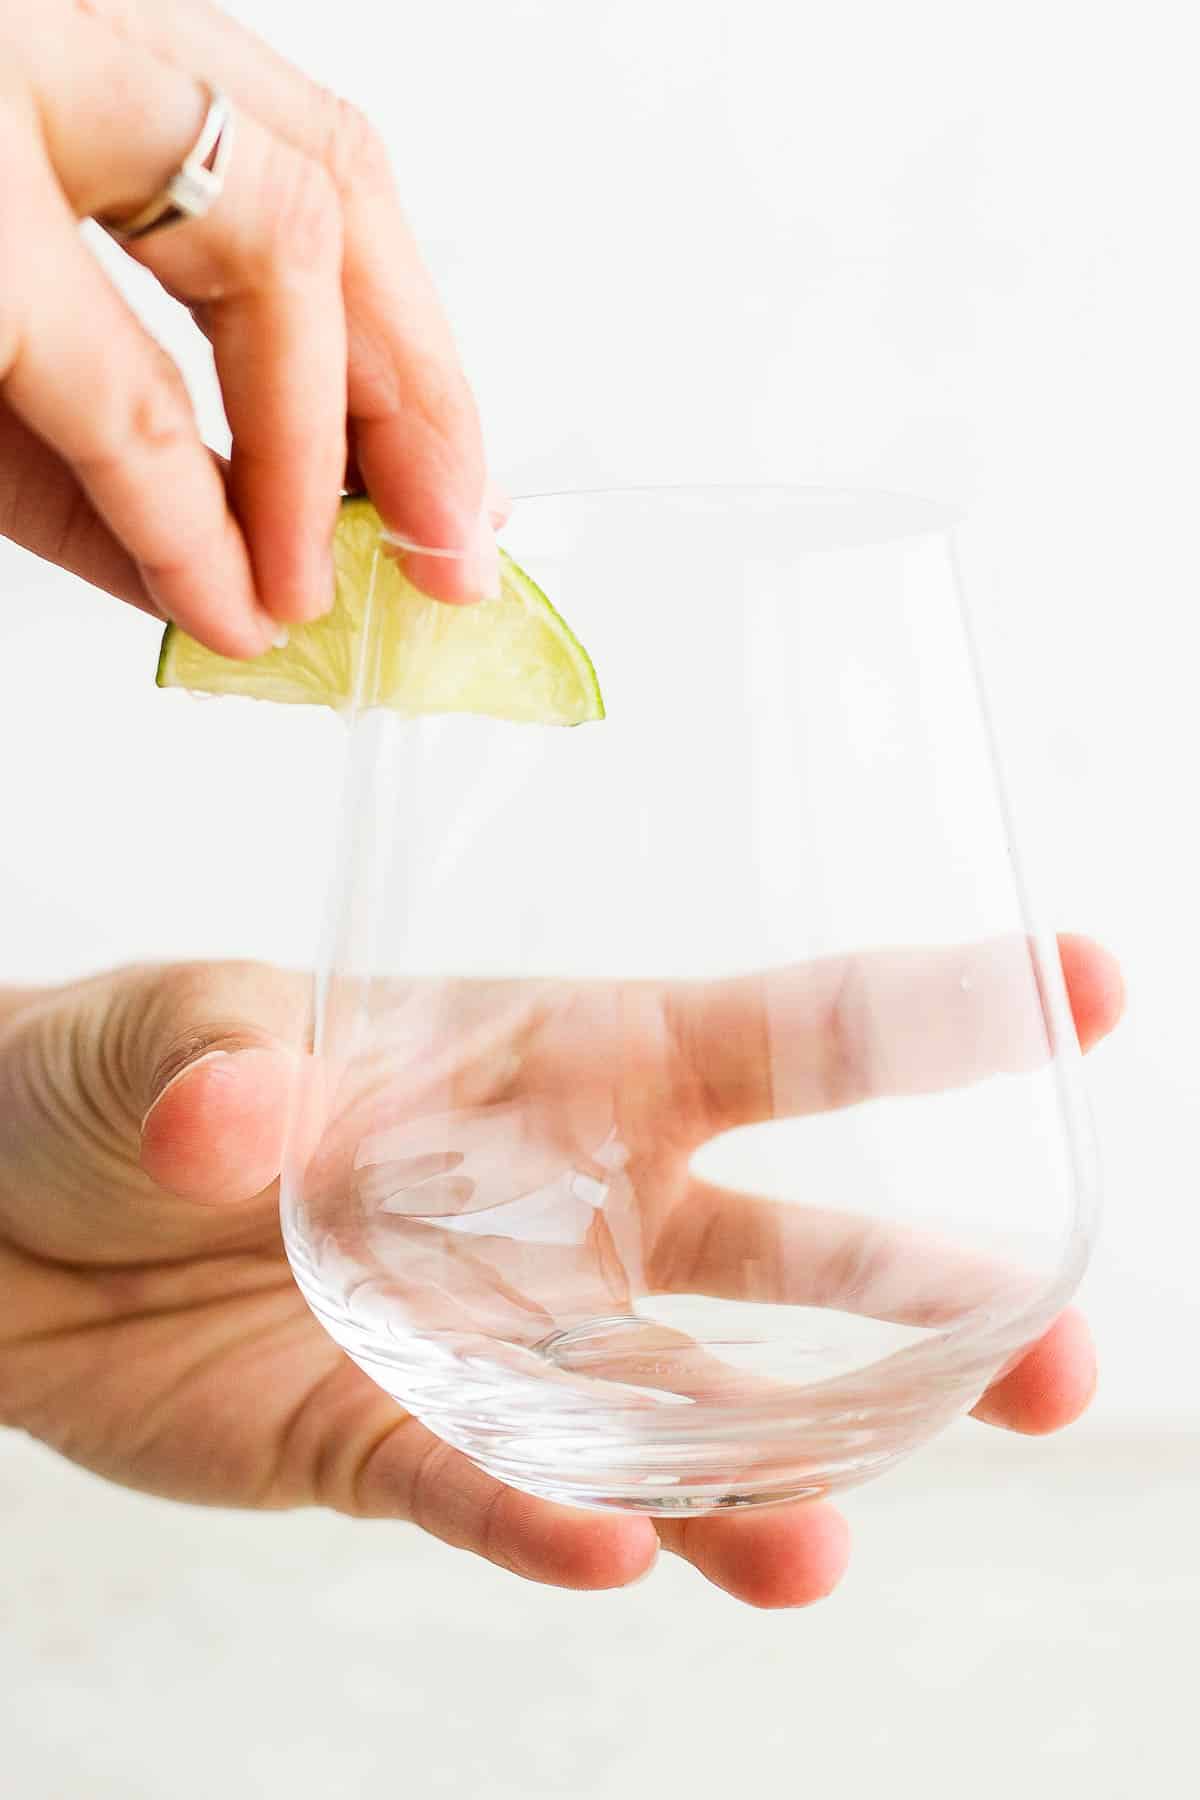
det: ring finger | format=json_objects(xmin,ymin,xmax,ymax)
[{"xmin": 10, "ymin": 25, "xmax": 348, "ymax": 645}]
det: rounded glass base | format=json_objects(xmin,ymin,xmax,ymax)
[{"xmin": 287, "ymin": 1230, "xmax": 1021, "ymax": 1516}]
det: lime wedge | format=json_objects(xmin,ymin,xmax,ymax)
[{"xmin": 156, "ymin": 497, "xmax": 604, "ymax": 725}]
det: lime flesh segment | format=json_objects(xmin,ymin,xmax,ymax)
[{"xmin": 155, "ymin": 498, "xmax": 604, "ymax": 725}]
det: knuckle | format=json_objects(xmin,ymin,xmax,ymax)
[
  {"xmin": 821, "ymin": 963, "xmax": 870, "ymax": 1112},
  {"xmin": 137, "ymin": 959, "xmax": 210, "ymax": 1047},
  {"xmin": 813, "ymin": 1228, "xmax": 883, "ymax": 1315},
  {"xmin": 136, "ymin": 960, "xmax": 236, "ymax": 1083},
  {"xmin": 317, "ymin": 91, "xmax": 392, "ymax": 193},
  {"xmin": 134, "ymin": 959, "xmax": 300, "ymax": 1098},
  {"xmin": 424, "ymin": 366, "xmax": 483, "ymax": 452},
  {"xmin": 128, "ymin": 354, "xmax": 194, "ymax": 452},
  {"xmin": 406, "ymin": 1434, "xmax": 454, "ymax": 1533},
  {"xmin": 80, "ymin": 349, "xmax": 194, "ymax": 476},
  {"xmin": 258, "ymin": 144, "xmax": 342, "ymax": 274},
  {"xmin": 72, "ymin": 0, "xmax": 132, "ymax": 25},
  {"xmin": 339, "ymin": 1412, "xmax": 407, "ymax": 1518}
]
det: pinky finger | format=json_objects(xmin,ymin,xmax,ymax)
[
  {"xmin": 658, "ymin": 1502, "xmax": 851, "ymax": 1609},
  {"xmin": 970, "ymin": 1309, "xmax": 1097, "ymax": 1436},
  {"xmin": 0, "ymin": 400, "xmax": 150, "ymax": 612}
]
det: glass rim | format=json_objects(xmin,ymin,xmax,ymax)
[{"xmin": 378, "ymin": 482, "xmax": 967, "ymax": 558}]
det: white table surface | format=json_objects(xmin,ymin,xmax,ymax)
[{"xmin": 2, "ymin": 1424, "xmax": 1194, "ymax": 1798}]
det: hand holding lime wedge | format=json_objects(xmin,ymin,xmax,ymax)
[{"xmin": 156, "ymin": 498, "xmax": 604, "ymax": 726}]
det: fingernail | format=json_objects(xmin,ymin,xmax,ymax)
[
  {"xmin": 142, "ymin": 576, "xmax": 176, "ymax": 628},
  {"xmin": 293, "ymin": 579, "xmax": 335, "ymax": 626},
  {"xmin": 254, "ymin": 605, "xmax": 296, "ymax": 650},
  {"xmin": 469, "ymin": 515, "xmax": 502, "ymax": 602},
  {"xmin": 251, "ymin": 611, "xmax": 283, "ymax": 654},
  {"xmin": 141, "ymin": 1049, "xmax": 233, "ymax": 1132},
  {"xmin": 485, "ymin": 478, "xmax": 513, "ymax": 529},
  {"xmin": 316, "ymin": 551, "xmax": 337, "ymax": 616},
  {"xmin": 626, "ymin": 1549, "xmax": 660, "ymax": 1590}
]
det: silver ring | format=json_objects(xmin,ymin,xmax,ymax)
[{"xmin": 103, "ymin": 87, "xmax": 234, "ymax": 243}]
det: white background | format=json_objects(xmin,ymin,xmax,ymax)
[{"xmin": 1, "ymin": 0, "xmax": 1197, "ymax": 1436}]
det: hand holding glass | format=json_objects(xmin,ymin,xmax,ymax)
[{"xmin": 283, "ymin": 489, "xmax": 1101, "ymax": 1514}]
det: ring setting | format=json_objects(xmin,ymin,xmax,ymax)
[{"xmin": 102, "ymin": 86, "xmax": 234, "ymax": 244}]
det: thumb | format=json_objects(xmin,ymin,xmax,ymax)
[{"xmin": 136, "ymin": 961, "xmax": 309, "ymax": 1204}]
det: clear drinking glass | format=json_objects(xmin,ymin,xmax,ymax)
[{"xmin": 281, "ymin": 487, "xmax": 1098, "ymax": 1515}]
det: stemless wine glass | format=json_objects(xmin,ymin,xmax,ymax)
[{"xmin": 281, "ymin": 486, "xmax": 1098, "ymax": 1515}]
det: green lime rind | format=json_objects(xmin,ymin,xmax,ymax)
[{"xmin": 155, "ymin": 497, "xmax": 604, "ymax": 726}]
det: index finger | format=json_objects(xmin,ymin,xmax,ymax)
[{"xmin": 669, "ymin": 932, "xmax": 1125, "ymax": 1138}]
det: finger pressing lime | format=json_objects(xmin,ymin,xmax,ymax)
[{"xmin": 155, "ymin": 498, "xmax": 604, "ymax": 726}]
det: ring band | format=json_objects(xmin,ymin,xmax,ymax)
[{"xmin": 103, "ymin": 87, "xmax": 234, "ymax": 243}]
